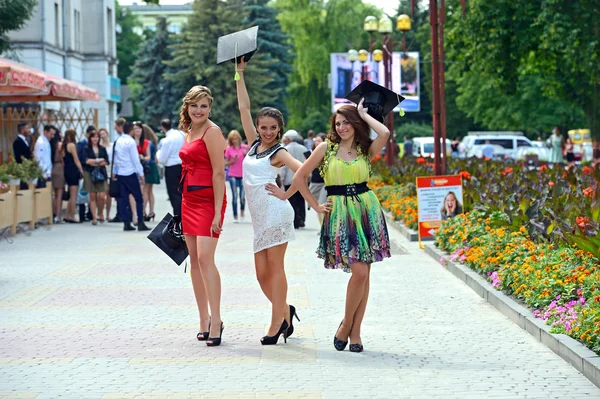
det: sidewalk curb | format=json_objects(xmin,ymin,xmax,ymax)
[
  {"xmin": 383, "ymin": 211, "xmax": 420, "ymax": 242},
  {"xmin": 422, "ymin": 243, "xmax": 600, "ymax": 389}
]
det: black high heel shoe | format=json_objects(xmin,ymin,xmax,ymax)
[
  {"xmin": 261, "ymin": 320, "xmax": 289, "ymax": 345},
  {"xmin": 144, "ymin": 213, "xmax": 155, "ymax": 222},
  {"xmin": 197, "ymin": 319, "xmax": 211, "ymax": 341},
  {"xmin": 285, "ymin": 305, "xmax": 300, "ymax": 338},
  {"xmin": 333, "ymin": 321, "xmax": 348, "ymax": 351},
  {"xmin": 206, "ymin": 322, "xmax": 224, "ymax": 347},
  {"xmin": 349, "ymin": 343, "xmax": 364, "ymax": 353}
]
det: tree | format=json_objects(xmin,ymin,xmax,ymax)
[
  {"xmin": 116, "ymin": 0, "xmax": 142, "ymax": 85},
  {"xmin": 165, "ymin": 0, "xmax": 278, "ymax": 134},
  {"xmin": 445, "ymin": 0, "xmax": 599, "ymax": 139},
  {"xmin": 130, "ymin": 18, "xmax": 178, "ymax": 127},
  {"xmin": 243, "ymin": 0, "xmax": 292, "ymax": 119},
  {"xmin": 0, "ymin": 0, "xmax": 36, "ymax": 54},
  {"xmin": 274, "ymin": 0, "xmax": 379, "ymax": 133}
]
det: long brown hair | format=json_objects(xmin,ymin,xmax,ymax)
[
  {"xmin": 327, "ymin": 105, "xmax": 372, "ymax": 154},
  {"xmin": 62, "ymin": 129, "xmax": 78, "ymax": 157},
  {"xmin": 178, "ymin": 86, "xmax": 213, "ymax": 132},
  {"xmin": 142, "ymin": 124, "xmax": 157, "ymax": 146}
]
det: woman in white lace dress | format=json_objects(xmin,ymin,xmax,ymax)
[{"xmin": 237, "ymin": 58, "xmax": 302, "ymax": 345}]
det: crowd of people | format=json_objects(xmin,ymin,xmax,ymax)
[{"xmin": 11, "ymin": 119, "xmax": 173, "ymax": 229}]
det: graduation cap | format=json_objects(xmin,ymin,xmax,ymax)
[
  {"xmin": 217, "ymin": 26, "xmax": 259, "ymax": 80},
  {"xmin": 147, "ymin": 213, "xmax": 189, "ymax": 266},
  {"xmin": 345, "ymin": 80, "xmax": 405, "ymax": 121}
]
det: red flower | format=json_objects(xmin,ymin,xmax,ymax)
[
  {"xmin": 371, "ymin": 154, "xmax": 382, "ymax": 162},
  {"xmin": 501, "ymin": 167, "xmax": 513, "ymax": 176},
  {"xmin": 576, "ymin": 216, "xmax": 590, "ymax": 229},
  {"xmin": 416, "ymin": 157, "xmax": 426, "ymax": 164},
  {"xmin": 539, "ymin": 165, "xmax": 548, "ymax": 171},
  {"xmin": 583, "ymin": 166, "xmax": 592, "ymax": 175},
  {"xmin": 459, "ymin": 170, "xmax": 471, "ymax": 180},
  {"xmin": 583, "ymin": 186, "xmax": 594, "ymax": 197},
  {"xmin": 548, "ymin": 181, "xmax": 555, "ymax": 187}
]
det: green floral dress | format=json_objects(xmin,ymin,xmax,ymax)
[{"xmin": 317, "ymin": 141, "xmax": 391, "ymax": 272}]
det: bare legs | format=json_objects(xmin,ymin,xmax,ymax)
[
  {"xmin": 185, "ymin": 234, "xmax": 210, "ymax": 334},
  {"xmin": 147, "ymin": 184, "xmax": 155, "ymax": 216},
  {"xmin": 142, "ymin": 184, "xmax": 150, "ymax": 217},
  {"xmin": 254, "ymin": 243, "xmax": 290, "ymax": 337},
  {"xmin": 65, "ymin": 185, "xmax": 78, "ymax": 220},
  {"xmin": 336, "ymin": 262, "xmax": 371, "ymax": 345},
  {"xmin": 184, "ymin": 234, "xmax": 222, "ymax": 344},
  {"xmin": 53, "ymin": 186, "xmax": 64, "ymax": 221},
  {"xmin": 104, "ymin": 191, "xmax": 111, "ymax": 220}
]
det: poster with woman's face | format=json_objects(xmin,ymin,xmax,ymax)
[{"xmin": 416, "ymin": 176, "xmax": 464, "ymax": 238}]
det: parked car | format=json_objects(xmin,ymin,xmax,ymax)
[
  {"xmin": 412, "ymin": 137, "xmax": 452, "ymax": 158},
  {"xmin": 513, "ymin": 146, "xmax": 550, "ymax": 162},
  {"xmin": 462, "ymin": 132, "xmax": 533, "ymax": 159}
]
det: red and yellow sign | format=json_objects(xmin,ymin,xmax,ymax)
[{"xmin": 416, "ymin": 175, "xmax": 463, "ymax": 242}]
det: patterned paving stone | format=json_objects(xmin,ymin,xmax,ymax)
[{"xmin": 0, "ymin": 187, "xmax": 599, "ymax": 398}]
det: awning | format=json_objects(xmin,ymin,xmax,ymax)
[{"xmin": 0, "ymin": 57, "xmax": 100, "ymax": 102}]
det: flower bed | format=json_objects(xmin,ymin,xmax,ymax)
[
  {"xmin": 370, "ymin": 178, "xmax": 418, "ymax": 230},
  {"xmin": 436, "ymin": 211, "xmax": 600, "ymax": 354},
  {"xmin": 370, "ymin": 157, "xmax": 600, "ymax": 354}
]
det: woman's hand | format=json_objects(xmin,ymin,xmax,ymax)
[
  {"xmin": 210, "ymin": 215, "xmax": 223, "ymax": 237},
  {"xmin": 357, "ymin": 98, "xmax": 368, "ymax": 119},
  {"xmin": 316, "ymin": 200, "xmax": 333, "ymax": 214},
  {"xmin": 265, "ymin": 183, "xmax": 286, "ymax": 200},
  {"xmin": 237, "ymin": 57, "xmax": 247, "ymax": 72}
]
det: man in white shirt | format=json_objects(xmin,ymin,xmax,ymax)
[
  {"xmin": 157, "ymin": 119, "xmax": 184, "ymax": 216},
  {"xmin": 109, "ymin": 118, "xmax": 126, "ymax": 223},
  {"xmin": 33, "ymin": 125, "xmax": 56, "ymax": 187},
  {"xmin": 112, "ymin": 121, "xmax": 149, "ymax": 232}
]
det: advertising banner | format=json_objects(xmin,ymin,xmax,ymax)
[
  {"xmin": 330, "ymin": 51, "xmax": 420, "ymax": 113},
  {"xmin": 416, "ymin": 175, "xmax": 464, "ymax": 241}
]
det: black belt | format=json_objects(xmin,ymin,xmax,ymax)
[{"xmin": 326, "ymin": 183, "xmax": 370, "ymax": 203}]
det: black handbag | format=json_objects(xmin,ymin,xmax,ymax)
[
  {"xmin": 90, "ymin": 167, "xmax": 106, "ymax": 183},
  {"xmin": 109, "ymin": 138, "xmax": 120, "ymax": 198},
  {"xmin": 147, "ymin": 213, "xmax": 189, "ymax": 266}
]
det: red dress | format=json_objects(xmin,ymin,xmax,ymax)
[{"xmin": 179, "ymin": 134, "xmax": 227, "ymax": 237}]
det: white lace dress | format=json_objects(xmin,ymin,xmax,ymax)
[{"xmin": 243, "ymin": 141, "xmax": 295, "ymax": 253}]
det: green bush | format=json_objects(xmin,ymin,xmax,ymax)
[{"xmin": 395, "ymin": 122, "xmax": 432, "ymax": 140}]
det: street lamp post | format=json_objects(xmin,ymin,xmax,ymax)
[{"xmin": 377, "ymin": 16, "xmax": 397, "ymax": 166}]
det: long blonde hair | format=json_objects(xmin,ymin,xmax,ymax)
[
  {"xmin": 178, "ymin": 86, "xmax": 214, "ymax": 132},
  {"xmin": 227, "ymin": 130, "xmax": 243, "ymax": 147}
]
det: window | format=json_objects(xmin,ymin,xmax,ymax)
[
  {"xmin": 517, "ymin": 139, "xmax": 532, "ymax": 147},
  {"xmin": 169, "ymin": 24, "xmax": 181, "ymax": 34},
  {"xmin": 74, "ymin": 10, "xmax": 81, "ymax": 52},
  {"xmin": 55, "ymin": 3, "xmax": 60, "ymax": 46},
  {"xmin": 489, "ymin": 139, "xmax": 514, "ymax": 149}
]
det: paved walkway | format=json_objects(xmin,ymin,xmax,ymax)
[{"xmin": 1, "ymin": 186, "xmax": 599, "ymax": 399}]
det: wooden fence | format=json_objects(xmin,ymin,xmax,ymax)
[{"xmin": 0, "ymin": 106, "xmax": 98, "ymax": 163}]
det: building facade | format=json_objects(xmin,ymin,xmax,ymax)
[
  {"xmin": 8, "ymin": 0, "xmax": 120, "ymax": 136},
  {"xmin": 124, "ymin": 2, "xmax": 192, "ymax": 35}
]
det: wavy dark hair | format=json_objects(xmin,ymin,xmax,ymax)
[{"xmin": 327, "ymin": 105, "xmax": 372, "ymax": 154}]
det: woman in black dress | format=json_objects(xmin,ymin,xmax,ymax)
[{"xmin": 63, "ymin": 129, "xmax": 84, "ymax": 223}]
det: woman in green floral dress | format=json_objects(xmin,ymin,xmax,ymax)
[{"xmin": 266, "ymin": 99, "xmax": 391, "ymax": 353}]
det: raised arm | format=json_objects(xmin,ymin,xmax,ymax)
[
  {"xmin": 236, "ymin": 58, "xmax": 257, "ymax": 145},
  {"xmin": 357, "ymin": 99, "xmax": 391, "ymax": 158}
]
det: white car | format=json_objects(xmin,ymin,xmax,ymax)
[
  {"xmin": 513, "ymin": 146, "xmax": 550, "ymax": 162},
  {"xmin": 412, "ymin": 137, "xmax": 452, "ymax": 158},
  {"xmin": 462, "ymin": 133, "xmax": 534, "ymax": 159}
]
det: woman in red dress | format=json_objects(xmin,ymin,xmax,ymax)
[{"xmin": 178, "ymin": 86, "xmax": 227, "ymax": 346}]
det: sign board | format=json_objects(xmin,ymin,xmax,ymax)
[
  {"xmin": 416, "ymin": 175, "xmax": 464, "ymax": 242},
  {"xmin": 107, "ymin": 75, "xmax": 121, "ymax": 103},
  {"xmin": 330, "ymin": 51, "xmax": 420, "ymax": 113}
]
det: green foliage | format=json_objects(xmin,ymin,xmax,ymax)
[
  {"xmin": 116, "ymin": 1, "xmax": 142, "ymax": 85},
  {"xmin": 244, "ymin": 0, "xmax": 292, "ymax": 118},
  {"xmin": 445, "ymin": 0, "xmax": 600, "ymax": 140},
  {"xmin": 165, "ymin": 0, "xmax": 279, "ymax": 134},
  {"xmin": 0, "ymin": 0, "xmax": 36, "ymax": 54},
  {"xmin": 130, "ymin": 18, "xmax": 178, "ymax": 128},
  {"xmin": 274, "ymin": 0, "xmax": 379, "ymax": 130},
  {"xmin": 395, "ymin": 122, "xmax": 432, "ymax": 139}
]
